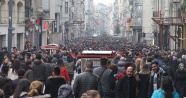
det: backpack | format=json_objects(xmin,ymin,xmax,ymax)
[{"xmin": 58, "ymin": 84, "xmax": 74, "ymax": 98}]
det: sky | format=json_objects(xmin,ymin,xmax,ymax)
[{"xmin": 94, "ymin": 0, "xmax": 114, "ymax": 5}]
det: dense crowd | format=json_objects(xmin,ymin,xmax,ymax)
[{"xmin": 0, "ymin": 36, "xmax": 186, "ymax": 98}]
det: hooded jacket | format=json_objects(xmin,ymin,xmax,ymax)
[
  {"xmin": 151, "ymin": 88, "xmax": 179, "ymax": 98},
  {"xmin": 148, "ymin": 67, "xmax": 165, "ymax": 98},
  {"xmin": 45, "ymin": 76, "xmax": 66, "ymax": 98},
  {"xmin": 32, "ymin": 60, "xmax": 49, "ymax": 82}
]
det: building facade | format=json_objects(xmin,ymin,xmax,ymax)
[{"xmin": 0, "ymin": 0, "xmax": 25, "ymax": 50}]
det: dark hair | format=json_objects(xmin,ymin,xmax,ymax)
[
  {"xmin": 24, "ymin": 60, "xmax": 32, "ymax": 72},
  {"xmin": 36, "ymin": 54, "xmax": 42, "ymax": 60},
  {"xmin": 57, "ymin": 58, "xmax": 66, "ymax": 68},
  {"xmin": 47, "ymin": 56, "xmax": 53, "ymax": 63},
  {"xmin": 161, "ymin": 78, "xmax": 173, "ymax": 98},
  {"xmin": 18, "ymin": 69, "xmax": 25, "ymax": 77},
  {"xmin": 109, "ymin": 64, "xmax": 118, "ymax": 74},
  {"xmin": 12, "ymin": 59, "xmax": 21, "ymax": 74},
  {"xmin": 151, "ymin": 61, "xmax": 159, "ymax": 66},
  {"xmin": 53, "ymin": 66, "xmax": 61, "ymax": 75},
  {"xmin": 13, "ymin": 79, "xmax": 30, "ymax": 98},
  {"xmin": 147, "ymin": 57, "xmax": 153, "ymax": 62},
  {"xmin": 1, "ymin": 65, "xmax": 9, "ymax": 75},
  {"xmin": 100, "ymin": 58, "xmax": 108, "ymax": 67},
  {"xmin": 81, "ymin": 90, "xmax": 100, "ymax": 98},
  {"xmin": 85, "ymin": 60, "xmax": 93, "ymax": 69},
  {"xmin": 67, "ymin": 56, "xmax": 73, "ymax": 62}
]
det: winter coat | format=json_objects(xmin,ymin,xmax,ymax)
[
  {"xmin": 58, "ymin": 84, "xmax": 74, "ymax": 98},
  {"xmin": 46, "ymin": 62, "xmax": 55, "ymax": 76},
  {"xmin": 93, "ymin": 66, "xmax": 115, "ymax": 94},
  {"xmin": 26, "ymin": 94, "xmax": 51, "ymax": 98},
  {"xmin": 12, "ymin": 77, "xmax": 23, "ymax": 91},
  {"xmin": 117, "ymin": 61, "xmax": 125, "ymax": 74},
  {"xmin": 45, "ymin": 76, "xmax": 66, "ymax": 98},
  {"xmin": 151, "ymin": 88, "xmax": 179, "ymax": 98},
  {"xmin": 65, "ymin": 61, "xmax": 75, "ymax": 74},
  {"xmin": 148, "ymin": 68, "xmax": 165, "ymax": 98},
  {"xmin": 161, "ymin": 64, "xmax": 174, "ymax": 79},
  {"xmin": 115, "ymin": 75, "xmax": 137, "ymax": 98},
  {"xmin": 60, "ymin": 66, "xmax": 70, "ymax": 82},
  {"xmin": 0, "ymin": 75, "xmax": 14, "ymax": 98},
  {"xmin": 24, "ymin": 69, "xmax": 33, "ymax": 82},
  {"xmin": 73, "ymin": 70, "xmax": 98, "ymax": 98},
  {"xmin": 137, "ymin": 73, "xmax": 150, "ymax": 98},
  {"xmin": 32, "ymin": 60, "xmax": 49, "ymax": 82},
  {"xmin": 169, "ymin": 60, "xmax": 179, "ymax": 73},
  {"xmin": 174, "ymin": 70, "xmax": 186, "ymax": 97}
]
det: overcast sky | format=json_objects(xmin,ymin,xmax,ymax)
[{"xmin": 94, "ymin": 0, "xmax": 114, "ymax": 5}]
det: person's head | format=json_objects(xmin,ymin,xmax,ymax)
[
  {"xmin": 81, "ymin": 90, "xmax": 100, "ymax": 98},
  {"xmin": 178, "ymin": 63, "xmax": 185, "ymax": 71},
  {"xmin": 120, "ymin": 57, "xmax": 125, "ymax": 61},
  {"xmin": 151, "ymin": 61, "xmax": 159, "ymax": 73},
  {"xmin": 84, "ymin": 60, "xmax": 93, "ymax": 70},
  {"xmin": 126, "ymin": 66, "xmax": 134, "ymax": 77},
  {"xmin": 57, "ymin": 58, "xmax": 65, "ymax": 68},
  {"xmin": 161, "ymin": 78, "xmax": 174, "ymax": 98},
  {"xmin": 36, "ymin": 54, "xmax": 42, "ymax": 60},
  {"xmin": 52, "ymin": 66, "xmax": 61, "ymax": 76},
  {"xmin": 3, "ymin": 58, "xmax": 9, "ymax": 64},
  {"xmin": 100, "ymin": 58, "xmax": 108, "ymax": 67},
  {"xmin": 47, "ymin": 55, "xmax": 53, "ymax": 63},
  {"xmin": 13, "ymin": 79, "xmax": 30, "ymax": 98},
  {"xmin": 18, "ymin": 69, "xmax": 25, "ymax": 78},
  {"xmin": 109, "ymin": 64, "xmax": 118, "ymax": 74},
  {"xmin": 1, "ymin": 65, "xmax": 9, "ymax": 75},
  {"xmin": 32, "ymin": 53, "xmax": 36, "ymax": 59},
  {"xmin": 27, "ymin": 81, "xmax": 43, "ymax": 97},
  {"xmin": 0, "ymin": 89, "xmax": 4, "ymax": 98},
  {"xmin": 140, "ymin": 64, "xmax": 150, "ymax": 74},
  {"xmin": 26, "ymin": 60, "xmax": 32, "ymax": 68},
  {"xmin": 67, "ymin": 55, "xmax": 73, "ymax": 62}
]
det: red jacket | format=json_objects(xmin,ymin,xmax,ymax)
[{"xmin": 60, "ymin": 66, "xmax": 70, "ymax": 82}]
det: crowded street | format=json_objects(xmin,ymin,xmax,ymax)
[{"xmin": 1, "ymin": 0, "xmax": 186, "ymax": 98}]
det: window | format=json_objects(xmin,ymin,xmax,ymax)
[
  {"xmin": 65, "ymin": 2, "xmax": 68, "ymax": 13},
  {"xmin": 72, "ymin": 0, "xmax": 74, "ymax": 5}
]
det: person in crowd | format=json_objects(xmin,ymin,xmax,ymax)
[
  {"xmin": 137, "ymin": 64, "xmax": 150, "ymax": 98},
  {"xmin": 117, "ymin": 57, "xmax": 125, "ymax": 74},
  {"xmin": 81, "ymin": 90, "xmax": 100, "ymax": 98},
  {"xmin": 10, "ymin": 79, "xmax": 30, "ymax": 98},
  {"xmin": 93, "ymin": 58, "xmax": 115, "ymax": 98},
  {"xmin": 32, "ymin": 53, "xmax": 49, "ymax": 83},
  {"xmin": 46, "ymin": 55, "xmax": 55, "ymax": 76},
  {"xmin": 45, "ymin": 66, "xmax": 66, "ymax": 98},
  {"xmin": 23, "ymin": 60, "xmax": 33, "ymax": 82},
  {"xmin": 0, "ymin": 89, "xmax": 5, "ymax": 98},
  {"xmin": 0, "ymin": 65, "xmax": 13, "ymax": 98},
  {"xmin": 0, "ymin": 50, "xmax": 4, "ymax": 68},
  {"xmin": 57, "ymin": 58, "xmax": 70, "ymax": 83},
  {"xmin": 109, "ymin": 64, "xmax": 118, "ymax": 75},
  {"xmin": 65, "ymin": 55, "xmax": 75, "ymax": 84},
  {"xmin": 170, "ymin": 56, "xmax": 180, "ymax": 73},
  {"xmin": 75, "ymin": 59, "xmax": 82, "ymax": 74},
  {"xmin": 8, "ymin": 59, "xmax": 21, "ymax": 80},
  {"xmin": 115, "ymin": 66, "xmax": 137, "ymax": 98},
  {"xmin": 73, "ymin": 60, "xmax": 98, "ymax": 98},
  {"xmin": 180, "ymin": 55, "xmax": 186, "ymax": 68},
  {"xmin": 135, "ymin": 58, "xmax": 143, "ymax": 73},
  {"xmin": 146, "ymin": 57, "xmax": 153, "ymax": 70},
  {"xmin": 148, "ymin": 61, "xmax": 165, "ymax": 97},
  {"xmin": 161, "ymin": 57, "xmax": 174, "ymax": 79},
  {"xmin": 152, "ymin": 54, "xmax": 164, "ymax": 67},
  {"xmin": 0, "ymin": 58, "xmax": 11, "ymax": 73},
  {"xmin": 174, "ymin": 63, "xmax": 186, "ymax": 98},
  {"xmin": 27, "ymin": 80, "xmax": 50, "ymax": 97},
  {"xmin": 12, "ymin": 69, "xmax": 25, "ymax": 91},
  {"xmin": 151, "ymin": 78, "xmax": 179, "ymax": 98}
]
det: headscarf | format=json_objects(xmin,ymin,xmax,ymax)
[{"xmin": 178, "ymin": 63, "xmax": 186, "ymax": 72}]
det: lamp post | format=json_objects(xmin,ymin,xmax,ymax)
[{"xmin": 8, "ymin": 0, "xmax": 13, "ymax": 53}]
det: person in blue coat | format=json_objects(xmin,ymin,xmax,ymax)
[{"xmin": 151, "ymin": 78, "xmax": 179, "ymax": 98}]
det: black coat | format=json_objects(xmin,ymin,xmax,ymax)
[
  {"xmin": 137, "ymin": 73, "xmax": 150, "ymax": 98},
  {"xmin": 45, "ymin": 76, "xmax": 66, "ymax": 98},
  {"xmin": 174, "ymin": 70, "xmax": 186, "ymax": 97},
  {"xmin": 115, "ymin": 75, "xmax": 137, "ymax": 98},
  {"xmin": 0, "ymin": 75, "xmax": 14, "ymax": 98},
  {"xmin": 73, "ymin": 70, "xmax": 98, "ymax": 98}
]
